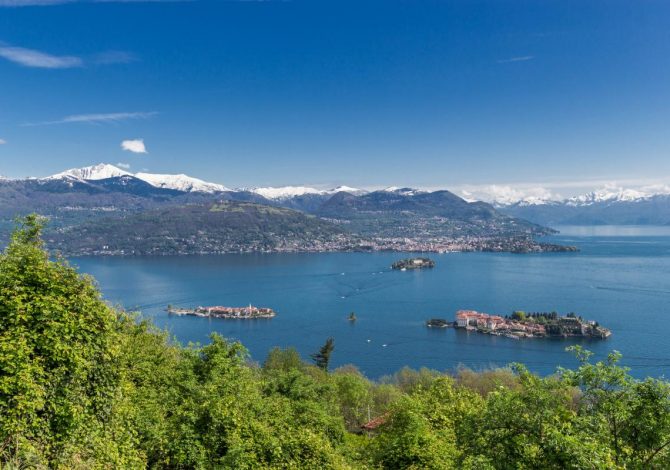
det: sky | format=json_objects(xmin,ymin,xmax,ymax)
[{"xmin": 0, "ymin": 0, "xmax": 669, "ymax": 200}]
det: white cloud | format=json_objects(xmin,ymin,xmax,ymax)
[
  {"xmin": 26, "ymin": 111, "xmax": 157, "ymax": 126},
  {"xmin": 0, "ymin": 44, "xmax": 83, "ymax": 68},
  {"xmin": 458, "ymin": 184, "xmax": 560, "ymax": 205},
  {"xmin": 121, "ymin": 139, "xmax": 147, "ymax": 154},
  {"xmin": 116, "ymin": 162, "xmax": 131, "ymax": 169},
  {"xmin": 497, "ymin": 55, "xmax": 535, "ymax": 64},
  {"xmin": 0, "ymin": 139, "xmax": 6, "ymax": 144}
]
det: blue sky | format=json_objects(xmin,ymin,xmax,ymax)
[{"xmin": 0, "ymin": 0, "xmax": 669, "ymax": 199}]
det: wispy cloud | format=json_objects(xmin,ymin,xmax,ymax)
[
  {"xmin": 0, "ymin": 139, "xmax": 6, "ymax": 144},
  {"xmin": 0, "ymin": 0, "xmax": 192, "ymax": 5},
  {"xmin": 0, "ymin": 1, "xmax": 76, "ymax": 5},
  {"xmin": 0, "ymin": 42, "xmax": 138, "ymax": 68},
  {"xmin": 121, "ymin": 139, "xmax": 147, "ymax": 154},
  {"xmin": 116, "ymin": 162, "xmax": 131, "ymax": 169},
  {"xmin": 0, "ymin": 44, "xmax": 83, "ymax": 68},
  {"xmin": 25, "ymin": 111, "xmax": 157, "ymax": 126},
  {"xmin": 497, "ymin": 55, "xmax": 535, "ymax": 64}
]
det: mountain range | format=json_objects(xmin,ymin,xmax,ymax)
[
  {"xmin": 2, "ymin": 164, "xmax": 667, "ymax": 237},
  {"xmin": 496, "ymin": 188, "xmax": 670, "ymax": 226},
  {"xmin": 0, "ymin": 163, "xmax": 558, "ymax": 254}
]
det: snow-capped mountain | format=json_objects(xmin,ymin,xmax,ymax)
[
  {"xmin": 330, "ymin": 185, "xmax": 367, "ymax": 196},
  {"xmin": 251, "ymin": 186, "xmax": 326, "ymax": 200},
  {"xmin": 382, "ymin": 187, "xmax": 426, "ymax": 196},
  {"xmin": 492, "ymin": 186, "xmax": 669, "ymax": 208},
  {"xmin": 498, "ymin": 186, "xmax": 670, "ymax": 226},
  {"xmin": 565, "ymin": 188, "xmax": 651, "ymax": 206},
  {"xmin": 46, "ymin": 163, "xmax": 131, "ymax": 181},
  {"xmin": 251, "ymin": 185, "xmax": 366, "ymax": 200},
  {"xmin": 43, "ymin": 163, "xmax": 229, "ymax": 193},
  {"xmin": 134, "ymin": 172, "xmax": 229, "ymax": 193},
  {"xmin": 40, "ymin": 164, "xmax": 370, "ymax": 197},
  {"xmin": 510, "ymin": 196, "xmax": 556, "ymax": 207}
]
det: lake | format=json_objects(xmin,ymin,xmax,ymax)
[{"xmin": 72, "ymin": 226, "xmax": 670, "ymax": 379}]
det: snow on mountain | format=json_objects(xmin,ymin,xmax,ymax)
[
  {"xmin": 134, "ymin": 172, "xmax": 229, "ymax": 193},
  {"xmin": 510, "ymin": 196, "xmax": 558, "ymax": 207},
  {"xmin": 43, "ymin": 163, "xmax": 228, "ymax": 193},
  {"xmin": 382, "ymin": 187, "xmax": 426, "ymax": 196},
  {"xmin": 491, "ymin": 186, "xmax": 669, "ymax": 207},
  {"xmin": 330, "ymin": 185, "xmax": 367, "ymax": 195},
  {"xmin": 251, "ymin": 186, "xmax": 326, "ymax": 200},
  {"xmin": 251, "ymin": 185, "xmax": 366, "ymax": 200},
  {"xmin": 566, "ymin": 188, "xmax": 650, "ymax": 206},
  {"xmin": 46, "ymin": 163, "xmax": 131, "ymax": 181}
]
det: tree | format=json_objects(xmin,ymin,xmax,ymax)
[
  {"xmin": 0, "ymin": 215, "xmax": 140, "ymax": 467},
  {"xmin": 311, "ymin": 337, "xmax": 335, "ymax": 371},
  {"xmin": 511, "ymin": 310, "xmax": 526, "ymax": 321},
  {"xmin": 263, "ymin": 346, "xmax": 304, "ymax": 373},
  {"xmin": 563, "ymin": 346, "xmax": 670, "ymax": 467}
]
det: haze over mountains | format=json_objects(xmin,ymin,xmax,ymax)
[{"xmin": 494, "ymin": 188, "xmax": 670, "ymax": 226}]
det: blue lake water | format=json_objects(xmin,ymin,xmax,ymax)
[{"xmin": 72, "ymin": 226, "xmax": 670, "ymax": 379}]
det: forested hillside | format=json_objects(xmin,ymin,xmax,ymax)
[
  {"xmin": 2, "ymin": 217, "xmax": 670, "ymax": 469},
  {"xmin": 47, "ymin": 202, "xmax": 361, "ymax": 255}
]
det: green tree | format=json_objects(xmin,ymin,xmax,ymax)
[
  {"xmin": 563, "ymin": 346, "xmax": 670, "ymax": 468},
  {"xmin": 311, "ymin": 337, "xmax": 335, "ymax": 371},
  {"xmin": 511, "ymin": 310, "xmax": 527, "ymax": 321},
  {"xmin": 0, "ymin": 215, "xmax": 140, "ymax": 467},
  {"xmin": 331, "ymin": 366, "xmax": 372, "ymax": 430},
  {"xmin": 263, "ymin": 346, "xmax": 305, "ymax": 373}
]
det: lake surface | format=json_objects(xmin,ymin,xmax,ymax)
[{"xmin": 72, "ymin": 225, "xmax": 670, "ymax": 379}]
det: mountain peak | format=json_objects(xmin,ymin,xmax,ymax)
[
  {"xmin": 251, "ymin": 186, "xmax": 325, "ymax": 200},
  {"xmin": 43, "ymin": 163, "xmax": 229, "ymax": 193},
  {"xmin": 382, "ymin": 186, "xmax": 425, "ymax": 196},
  {"xmin": 566, "ymin": 187, "xmax": 650, "ymax": 206},
  {"xmin": 330, "ymin": 185, "xmax": 367, "ymax": 195},
  {"xmin": 47, "ymin": 163, "xmax": 131, "ymax": 181},
  {"xmin": 134, "ymin": 172, "xmax": 229, "ymax": 193}
]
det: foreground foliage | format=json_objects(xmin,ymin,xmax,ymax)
[{"xmin": 2, "ymin": 217, "xmax": 670, "ymax": 469}]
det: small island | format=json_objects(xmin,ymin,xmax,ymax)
[
  {"xmin": 426, "ymin": 318, "xmax": 451, "ymax": 328},
  {"xmin": 391, "ymin": 257, "xmax": 436, "ymax": 270},
  {"xmin": 455, "ymin": 310, "xmax": 611, "ymax": 339},
  {"xmin": 167, "ymin": 304, "xmax": 276, "ymax": 319}
]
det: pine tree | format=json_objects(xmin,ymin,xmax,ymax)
[{"xmin": 311, "ymin": 337, "xmax": 335, "ymax": 371}]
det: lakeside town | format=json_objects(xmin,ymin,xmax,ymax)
[
  {"xmin": 366, "ymin": 236, "xmax": 578, "ymax": 254},
  {"xmin": 167, "ymin": 304, "xmax": 276, "ymax": 319},
  {"xmin": 428, "ymin": 310, "xmax": 611, "ymax": 340}
]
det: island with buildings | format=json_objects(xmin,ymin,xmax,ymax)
[
  {"xmin": 391, "ymin": 257, "xmax": 436, "ymax": 270},
  {"xmin": 454, "ymin": 310, "xmax": 611, "ymax": 339},
  {"xmin": 167, "ymin": 304, "xmax": 276, "ymax": 319}
]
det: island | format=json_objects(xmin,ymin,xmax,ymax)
[
  {"xmin": 391, "ymin": 257, "xmax": 436, "ymax": 270},
  {"xmin": 426, "ymin": 318, "xmax": 451, "ymax": 328},
  {"xmin": 167, "ymin": 304, "xmax": 276, "ymax": 319},
  {"xmin": 455, "ymin": 310, "xmax": 611, "ymax": 339}
]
